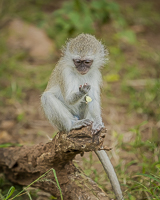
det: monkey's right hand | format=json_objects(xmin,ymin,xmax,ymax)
[{"xmin": 79, "ymin": 83, "xmax": 91, "ymax": 94}]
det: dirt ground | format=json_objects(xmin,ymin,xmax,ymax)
[{"xmin": 0, "ymin": 0, "xmax": 160, "ymax": 199}]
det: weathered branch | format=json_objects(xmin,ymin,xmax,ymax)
[{"xmin": 0, "ymin": 126, "xmax": 109, "ymax": 200}]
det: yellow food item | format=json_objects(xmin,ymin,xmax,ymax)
[{"xmin": 86, "ymin": 96, "xmax": 92, "ymax": 103}]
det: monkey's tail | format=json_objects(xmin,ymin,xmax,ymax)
[{"xmin": 95, "ymin": 150, "xmax": 124, "ymax": 200}]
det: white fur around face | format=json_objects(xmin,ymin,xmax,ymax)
[
  {"xmin": 41, "ymin": 34, "xmax": 108, "ymax": 131},
  {"xmin": 63, "ymin": 47, "xmax": 108, "ymax": 72}
]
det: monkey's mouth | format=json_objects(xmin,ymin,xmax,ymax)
[{"xmin": 76, "ymin": 66, "xmax": 90, "ymax": 75}]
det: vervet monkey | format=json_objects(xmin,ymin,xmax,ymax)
[{"xmin": 41, "ymin": 34, "xmax": 124, "ymax": 200}]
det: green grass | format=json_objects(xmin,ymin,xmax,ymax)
[
  {"xmin": 0, "ymin": 0, "xmax": 160, "ymax": 199},
  {"xmin": 121, "ymin": 123, "xmax": 160, "ymax": 199},
  {"xmin": 0, "ymin": 168, "xmax": 63, "ymax": 200},
  {"xmin": 82, "ymin": 122, "xmax": 160, "ymax": 199}
]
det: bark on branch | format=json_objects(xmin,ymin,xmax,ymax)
[{"xmin": 0, "ymin": 126, "xmax": 109, "ymax": 200}]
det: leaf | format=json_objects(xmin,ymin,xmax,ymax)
[
  {"xmin": 4, "ymin": 186, "xmax": 15, "ymax": 200},
  {"xmin": 52, "ymin": 169, "xmax": 63, "ymax": 200},
  {"xmin": 0, "ymin": 143, "xmax": 21, "ymax": 148},
  {"xmin": 138, "ymin": 173, "xmax": 160, "ymax": 183},
  {"xmin": 26, "ymin": 192, "xmax": 32, "ymax": 200}
]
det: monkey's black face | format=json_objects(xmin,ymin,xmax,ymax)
[{"xmin": 73, "ymin": 59, "xmax": 93, "ymax": 75}]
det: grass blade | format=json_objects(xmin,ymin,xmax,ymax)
[{"xmin": 4, "ymin": 186, "xmax": 15, "ymax": 200}]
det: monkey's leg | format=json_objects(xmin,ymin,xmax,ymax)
[
  {"xmin": 41, "ymin": 91, "xmax": 92, "ymax": 131},
  {"xmin": 87, "ymin": 101, "xmax": 104, "ymax": 134},
  {"xmin": 41, "ymin": 91, "xmax": 75, "ymax": 131},
  {"xmin": 95, "ymin": 150, "xmax": 124, "ymax": 200},
  {"xmin": 70, "ymin": 98, "xmax": 92, "ymax": 129},
  {"xmin": 79, "ymin": 100, "xmax": 89, "ymax": 120}
]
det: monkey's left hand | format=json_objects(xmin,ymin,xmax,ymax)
[
  {"xmin": 92, "ymin": 122, "xmax": 104, "ymax": 135},
  {"xmin": 79, "ymin": 83, "xmax": 91, "ymax": 94}
]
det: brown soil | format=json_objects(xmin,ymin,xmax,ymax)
[{"xmin": 0, "ymin": 0, "xmax": 160, "ymax": 199}]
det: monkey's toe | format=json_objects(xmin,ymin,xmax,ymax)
[
  {"xmin": 92, "ymin": 128, "xmax": 101, "ymax": 135},
  {"xmin": 92, "ymin": 123, "xmax": 103, "ymax": 135},
  {"xmin": 83, "ymin": 119, "xmax": 93, "ymax": 126}
]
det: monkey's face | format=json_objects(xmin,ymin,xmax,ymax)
[{"xmin": 73, "ymin": 59, "xmax": 93, "ymax": 75}]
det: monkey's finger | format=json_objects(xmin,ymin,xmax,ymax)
[
  {"xmin": 79, "ymin": 85, "xmax": 83, "ymax": 92},
  {"xmin": 84, "ymin": 119, "xmax": 93, "ymax": 123},
  {"xmin": 93, "ymin": 128, "xmax": 101, "ymax": 135},
  {"xmin": 91, "ymin": 129, "xmax": 96, "ymax": 135},
  {"xmin": 83, "ymin": 84, "xmax": 91, "ymax": 90},
  {"xmin": 84, "ymin": 121, "xmax": 92, "ymax": 126},
  {"xmin": 83, "ymin": 83, "xmax": 89, "ymax": 87},
  {"xmin": 92, "ymin": 129, "xmax": 96, "ymax": 135},
  {"xmin": 94, "ymin": 126, "xmax": 104, "ymax": 135},
  {"xmin": 92, "ymin": 123, "xmax": 103, "ymax": 135},
  {"xmin": 82, "ymin": 122, "xmax": 91, "ymax": 127}
]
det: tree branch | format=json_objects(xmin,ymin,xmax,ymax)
[{"xmin": 0, "ymin": 126, "xmax": 109, "ymax": 200}]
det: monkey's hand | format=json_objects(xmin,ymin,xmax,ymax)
[
  {"xmin": 92, "ymin": 122, "xmax": 104, "ymax": 135},
  {"xmin": 79, "ymin": 83, "xmax": 91, "ymax": 94},
  {"xmin": 66, "ymin": 83, "xmax": 91, "ymax": 105}
]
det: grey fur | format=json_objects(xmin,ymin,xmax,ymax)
[{"xmin": 41, "ymin": 33, "xmax": 123, "ymax": 199}]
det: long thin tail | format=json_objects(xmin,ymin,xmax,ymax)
[{"xmin": 95, "ymin": 150, "xmax": 124, "ymax": 200}]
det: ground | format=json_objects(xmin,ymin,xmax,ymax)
[{"xmin": 0, "ymin": 0, "xmax": 160, "ymax": 199}]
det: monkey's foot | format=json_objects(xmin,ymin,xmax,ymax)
[
  {"xmin": 71, "ymin": 119, "xmax": 93, "ymax": 129},
  {"xmin": 92, "ymin": 122, "xmax": 104, "ymax": 135}
]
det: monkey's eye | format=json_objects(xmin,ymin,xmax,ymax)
[
  {"xmin": 84, "ymin": 60, "xmax": 91, "ymax": 64},
  {"xmin": 84, "ymin": 60, "xmax": 93, "ymax": 67},
  {"xmin": 73, "ymin": 59, "xmax": 81, "ymax": 66}
]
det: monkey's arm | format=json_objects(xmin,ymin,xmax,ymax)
[
  {"xmin": 41, "ymin": 87, "xmax": 92, "ymax": 131},
  {"xmin": 65, "ymin": 83, "xmax": 90, "ymax": 105}
]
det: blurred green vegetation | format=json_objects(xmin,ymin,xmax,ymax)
[{"xmin": 0, "ymin": 0, "xmax": 160, "ymax": 199}]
